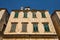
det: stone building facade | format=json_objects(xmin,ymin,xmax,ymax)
[
  {"xmin": 51, "ymin": 10, "xmax": 60, "ymax": 40},
  {"xmin": 3, "ymin": 7, "xmax": 59, "ymax": 40},
  {"xmin": 0, "ymin": 8, "xmax": 9, "ymax": 40}
]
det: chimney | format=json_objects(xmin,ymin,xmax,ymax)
[
  {"xmin": 25, "ymin": 7, "xmax": 30, "ymax": 10},
  {"xmin": 21, "ymin": 6, "xmax": 24, "ymax": 10}
]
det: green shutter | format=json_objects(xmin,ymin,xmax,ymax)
[
  {"xmin": 42, "ymin": 13, "xmax": 46, "ymax": 18},
  {"xmin": 10, "ymin": 23, "xmax": 17, "ymax": 32},
  {"xmin": 43, "ymin": 23, "xmax": 50, "ymax": 32},
  {"xmin": 33, "ymin": 12, "xmax": 36, "ymax": 18},
  {"xmin": 24, "ymin": 12, "xmax": 27, "ymax": 18},
  {"xmin": 33, "ymin": 23, "xmax": 38, "ymax": 32},
  {"xmin": 14, "ymin": 12, "xmax": 18, "ymax": 18}
]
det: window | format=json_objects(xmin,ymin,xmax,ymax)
[
  {"xmin": 32, "ymin": 12, "xmax": 36, "ymax": 18},
  {"xmin": 43, "ymin": 23, "xmax": 50, "ymax": 32},
  {"xmin": 22, "ymin": 22, "xmax": 28, "ymax": 32},
  {"xmin": 14, "ymin": 12, "xmax": 18, "ymax": 18},
  {"xmin": 2, "ymin": 24, "xmax": 6, "ymax": 32},
  {"xmin": 0, "ymin": 26, "xmax": 2, "ymax": 31},
  {"xmin": 33, "ymin": 23, "xmax": 38, "ymax": 32},
  {"xmin": 42, "ymin": 13, "xmax": 46, "ymax": 18},
  {"xmin": 10, "ymin": 23, "xmax": 17, "ymax": 32},
  {"xmin": 55, "ymin": 15, "xmax": 60, "ymax": 25},
  {"xmin": 24, "ymin": 12, "xmax": 27, "ymax": 18}
]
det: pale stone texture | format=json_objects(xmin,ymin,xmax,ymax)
[{"xmin": 4, "ymin": 9, "xmax": 59, "ymax": 40}]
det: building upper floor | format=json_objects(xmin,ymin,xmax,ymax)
[
  {"xmin": 51, "ymin": 10, "xmax": 60, "ymax": 25},
  {"xmin": 0, "ymin": 8, "xmax": 9, "ymax": 32},
  {"xmin": 0, "ymin": 8, "xmax": 9, "ymax": 24},
  {"xmin": 9, "ymin": 10, "xmax": 51, "ymax": 22},
  {"xmin": 52, "ymin": 10, "xmax": 60, "ymax": 19},
  {"xmin": 4, "ymin": 7, "xmax": 56, "ymax": 35}
]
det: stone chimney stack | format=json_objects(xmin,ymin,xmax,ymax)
[{"xmin": 25, "ymin": 7, "xmax": 30, "ymax": 10}]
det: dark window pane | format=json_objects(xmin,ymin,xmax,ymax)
[
  {"xmin": 0, "ymin": 25, "xmax": 2, "ymax": 31},
  {"xmin": 10, "ymin": 23, "xmax": 17, "ymax": 32},
  {"xmin": 24, "ymin": 12, "xmax": 27, "ymax": 18},
  {"xmin": 33, "ymin": 23, "xmax": 38, "ymax": 32},
  {"xmin": 14, "ymin": 12, "xmax": 18, "ymax": 18},
  {"xmin": 43, "ymin": 23, "xmax": 50, "ymax": 32},
  {"xmin": 22, "ymin": 23, "xmax": 27, "ymax": 32},
  {"xmin": 33, "ymin": 12, "xmax": 36, "ymax": 18},
  {"xmin": 42, "ymin": 13, "xmax": 46, "ymax": 18}
]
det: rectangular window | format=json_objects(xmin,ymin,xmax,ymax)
[
  {"xmin": 22, "ymin": 23, "xmax": 28, "ymax": 32},
  {"xmin": 33, "ymin": 23, "xmax": 38, "ymax": 32},
  {"xmin": 24, "ymin": 12, "xmax": 27, "ymax": 18},
  {"xmin": 0, "ymin": 26, "xmax": 2, "ymax": 31},
  {"xmin": 14, "ymin": 12, "xmax": 18, "ymax": 18},
  {"xmin": 10, "ymin": 23, "xmax": 17, "ymax": 32},
  {"xmin": 32, "ymin": 12, "xmax": 36, "ymax": 18},
  {"xmin": 43, "ymin": 23, "xmax": 50, "ymax": 32},
  {"xmin": 42, "ymin": 13, "xmax": 46, "ymax": 18}
]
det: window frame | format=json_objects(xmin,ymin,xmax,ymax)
[
  {"xmin": 42, "ymin": 22, "xmax": 50, "ymax": 32},
  {"xmin": 23, "ymin": 12, "xmax": 27, "ymax": 18},
  {"xmin": 32, "ymin": 22, "xmax": 38, "ymax": 32},
  {"xmin": 10, "ymin": 22, "xmax": 18, "ymax": 32},
  {"xmin": 14, "ymin": 12, "xmax": 19, "ymax": 18},
  {"xmin": 41, "ymin": 12, "xmax": 46, "ymax": 18},
  {"xmin": 21, "ymin": 22, "xmax": 28, "ymax": 32},
  {"xmin": 32, "ymin": 12, "xmax": 36, "ymax": 18}
]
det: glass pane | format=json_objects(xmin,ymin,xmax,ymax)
[
  {"xmin": 43, "ymin": 23, "xmax": 50, "ymax": 32},
  {"xmin": 33, "ymin": 23, "xmax": 38, "ymax": 32},
  {"xmin": 0, "ymin": 26, "xmax": 2, "ymax": 31},
  {"xmin": 24, "ymin": 12, "xmax": 27, "ymax": 18},
  {"xmin": 42, "ymin": 13, "xmax": 46, "ymax": 18},
  {"xmin": 22, "ymin": 23, "xmax": 27, "ymax": 32},
  {"xmin": 14, "ymin": 12, "xmax": 18, "ymax": 18},
  {"xmin": 33, "ymin": 12, "xmax": 36, "ymax": 18},
  {"xmin": 10, "ymin": 23, "xmax": 17, "ymax": 32}
]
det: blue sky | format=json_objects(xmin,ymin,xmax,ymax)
[{"xmin": 0, "ymin": 0, "xmax": 60, "ymax": 14}]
